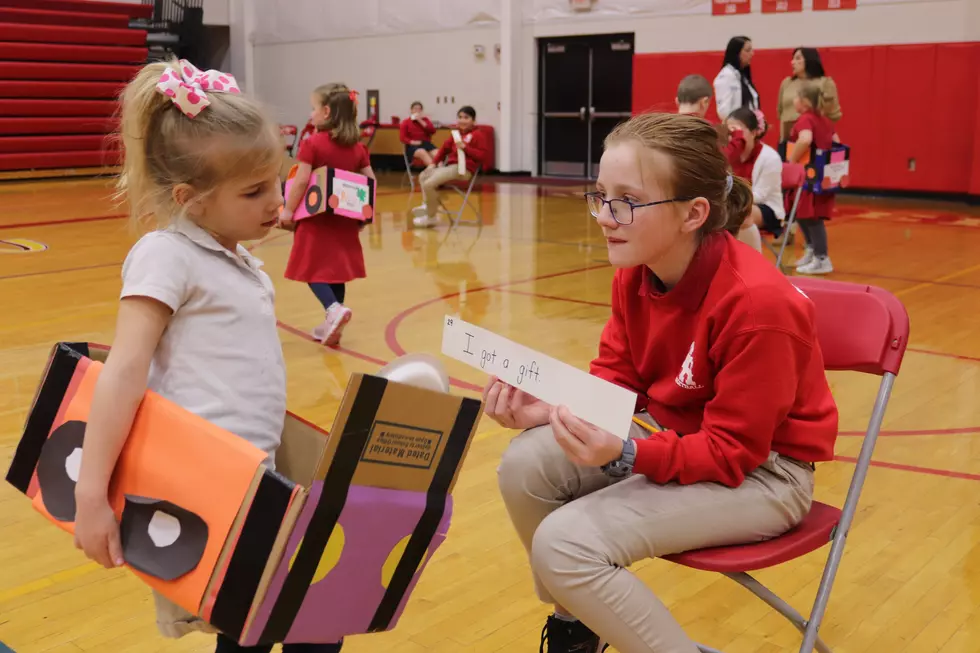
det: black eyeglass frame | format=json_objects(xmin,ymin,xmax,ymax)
[{"xmin": 583, "ymin": 192, "xmax": 696, "ymax": 226}]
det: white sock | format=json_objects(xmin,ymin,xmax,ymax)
[
  {"xmin": 738, "ymin": 224, "xmax": 763, "ymax": 253},
  {"xmin": 553, "ymin": 611, "xmax": 578, "ymax": 623}
]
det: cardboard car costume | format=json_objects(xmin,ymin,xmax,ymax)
[
  {"xmin": 283, "ymin": 164, "xmax": 376, "ymax": 224},
  {"xmin": 6, "ymin": 342, "xmax": 482, "ymax": 645}
]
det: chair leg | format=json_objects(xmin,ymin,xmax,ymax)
[
  {"xmin": 725, "ymin": 572, "xmax": 833, "ymax": 653},
  {"xmin": 776, "ymin": 187, "xmax": 802, "ymax": 269}
]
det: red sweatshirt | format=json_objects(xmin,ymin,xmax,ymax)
[
  {"xmin": 723, "ymin": 129, "xmax": 762, "ymax": 181},
  {"xmin": 432, "ymin": 127, "xmax": 487, "ymax": 174},
  {"xmin": 399, "ymin": 116, "xmax": 436, "ymax": 145},
  {"xmin": 590, "ymin": 232, "xmax": 839, "ymax": 487}
]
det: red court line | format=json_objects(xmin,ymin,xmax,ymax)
[
  {"xmin": 0, "ymin": 213, "xmax": 126, "ymax": 231},
  {"xmin": 276, "ymin": 319, "xmax": 480, "ymax": 392},
  {"xmin": 835, "ymin": 455, "xmax": 980, "ymax": 482},
  {"xmin": 907, "ymin": 347, "xmax": 980, "ymax": 364},
  {"xmin": 384, "ymin": 263, "xmax": 612, "ymax": 358},
  {"xmin": 0, "ymin": 260, "xmax": 119, "ymax": 282},
  {"xmin": 497, "ymin": 287, "xmax": 612, "ymax": 308}
]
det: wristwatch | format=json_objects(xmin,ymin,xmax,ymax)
[{"xmin": 601, "ymin": 438, "xmax": 636, "ymax": 478}]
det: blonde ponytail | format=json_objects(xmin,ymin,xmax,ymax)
[{"xmin": 115, "ymin": 58, "xmax": 281, "ymax": 229}]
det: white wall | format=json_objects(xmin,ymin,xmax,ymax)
[
  {"xmin": 243, "ymin": 0, "xmax": 977, "ymax": 172},
  {"xmin": 253, "ymin": 26, "xmax": 501, "ymax": 132},
  {"xmin": 203, "ymin": 0, "xmax": 229, "ymax": 26}
]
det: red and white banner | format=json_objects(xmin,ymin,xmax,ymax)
[
  {"xmin": 761, "ymin": 0, "xmax": 802, "ymax": 12},
  {"xmin": 712, "ymin": 0, "xmax": 751, "ymax": 15},
  {"xmin": 813, "ymin": 0, "xmax": 857, "ymax": 9}
]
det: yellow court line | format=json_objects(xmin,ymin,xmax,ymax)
[
  {"xmin": 0, "ymin": 562, "xmax": 101, "ymax": 604},
  {"xmin": 895, "ymin": 261, "xmax": 980, "ymax": 298}
]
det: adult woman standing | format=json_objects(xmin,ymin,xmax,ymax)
[
  {"xmin": 713, "ymin": 36, "xmax": 759, "ymax": 120},
  {"xmin": 777, "ymin": 48, "xmax": 842, "ymax": 143}
]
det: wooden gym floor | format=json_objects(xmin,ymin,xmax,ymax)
[{"xmin": 1, "ymin": 175, "xmax": 980, "ymax": 653}]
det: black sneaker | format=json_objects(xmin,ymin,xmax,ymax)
[{"xmin": 539, "ymin": 615, "xmax": 608, "ymax": 653}]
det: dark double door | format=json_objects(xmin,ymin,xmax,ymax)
[{"xmin": 538, "ymin": 33, "xmax": 634, "ymax": 178}]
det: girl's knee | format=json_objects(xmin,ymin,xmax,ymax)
[
  {"xmin": 530, "ymin": 507, "xmax": 600, "ymax": 586},
  {"xmin": 497, "ymin": 424, "xmax": 554, "ymax": 491}
]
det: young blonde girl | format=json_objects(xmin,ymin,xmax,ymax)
[
  {"xmin": 486, "ymin": 113, "xmax": 838, "ymax": 653},
  {"xmin": 72, "ymin": 59, "xmax": 342, "ymax": 653},
  {"xmin": 789, "ymin": 82, "xmax": 840, "ymax": 275},
  {"xmin": 280, "ymin": 83, "xmax": 375, "ymax": 346}
]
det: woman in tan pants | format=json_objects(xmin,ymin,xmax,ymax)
[{"xmin": 485, "ymin": 113, "xmax": 839, "ymax": 653}]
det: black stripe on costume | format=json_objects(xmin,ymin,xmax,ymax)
[
  {"xmin": 210, "ymin": 468, "xmax": 295, "ymax": 641},
  {"xmin": 258, "ymin": 375, "xmax": 388, "ymax": 643},
  {"xmin": 367, "ymin": 396, "xmax": 481, "ymax": 632},
  {"xmin": 5, "ymin": 342, "xmax": 85, "ymax": 493}
]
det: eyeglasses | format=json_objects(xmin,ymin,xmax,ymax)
[{"xmin": 584, "ymin": 192, "xmax": 695, "ymax": 226}]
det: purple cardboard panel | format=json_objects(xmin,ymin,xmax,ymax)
[{"xmin": 243, "ymin": 484, "xmax": 452, "ymax": 645}]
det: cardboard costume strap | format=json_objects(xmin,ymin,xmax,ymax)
[
  {"xmin": 6, "ymin": 342, "xmax": 482, "ymax": 645},
  {"xmin": 283, "ymin": 164, "xmax": 376, "ymax": 223}
]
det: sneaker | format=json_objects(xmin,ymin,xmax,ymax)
[
  {"xmin": 539, "ymin": 615, "xmax": 608, "ymax": 653},
  {"xmin": 797, "ymin": 256, "xmax": 833, "ymax": 275},
  {"xmin": 795, "ymin": 247, "xmax": 815, "ymax": 270},
  {"xmin": 313, "ymin": 303, "xmax": 352, "ymax": 346},
  {"xmin": 412, "ymin": 214, "xmax": 440, "ymax": 229},
  {"xmin": 411, "ymin": 204, "xmax": 428, "ymax": 218}
]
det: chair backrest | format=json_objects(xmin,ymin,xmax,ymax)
[
  {"xmin": 792, "ymin": 278, "xmax": 909, "ymax": 376},
  {"xmin": 782, "ymin": 162, "xmax": 806, "ymax": 190}
]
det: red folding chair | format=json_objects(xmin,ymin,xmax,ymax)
[
  {"xmin": 664, "ymin": 278, "xmax": 910, "ymax": 653},
  {"xmin": 776, "ymin": 163, "xmax": 806, "ymax": 270}
]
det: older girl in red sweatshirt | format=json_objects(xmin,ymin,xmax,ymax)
[{"xmin": 485, "ymin": 113, "xmax": 838, "ymax": 653}]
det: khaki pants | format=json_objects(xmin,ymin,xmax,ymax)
[
  {"xmin": 419, "ymin": 165, "xmax": 471, "ymax": 218},
  {"xmin": 497, "ymin": 416, "xmax": 814, "ymax": 653}
]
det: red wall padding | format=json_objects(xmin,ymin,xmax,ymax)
[
  {"xmin": 0, "ymin": 23, "xmax": 147, "ymax": 46},
  {"xmin": 0, "ymin": 116, "xmax": 116, "ymax": 135},
  {"xmin": 0, "ymin": 134, "xmax": 114, "ymax": 153},
  {"xmin": 0, "ymin": 80, "xmax": 124, "ymax": 98},
  {"xmin": 0, "ymin": 98, "xmax": 117, "ymax": 116},
  {"xmin": 0, "ymin": 41, "xmax": 147, "ymax": 64},
  {"xmin": 0, "ymin": 149, "xmax": 121, "ymax": 171},
  {"xmin": 0, "ymin": 0, "xmax": 152, "ymax": 19},
  {"xmin": 633, "ymin": 42, "xmax": 980, "ymax": 195},
  {"xmin": 0, "ymin": 61, "xmax": 140, "ymax": 81},
  {"xmin": 0, "ymin": 7, "xmax": 130, "ymax": 27}
]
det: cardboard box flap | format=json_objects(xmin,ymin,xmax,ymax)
[{"xmin": 315, "ymin": 373, "xmax": 482, "ymax": 494}]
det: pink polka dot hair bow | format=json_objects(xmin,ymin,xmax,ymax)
[{"xmin": 156, "ymin": 59, "xmax": 241, "ymax": 118}]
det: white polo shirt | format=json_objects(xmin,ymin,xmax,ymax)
[{"xmin": 120, "ymin": 219, "xmax": 286, "ymax": 468}]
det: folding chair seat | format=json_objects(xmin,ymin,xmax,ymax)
[{"xmin": 663, "ymin": 278, "xmax": 910, "ymax": 653}]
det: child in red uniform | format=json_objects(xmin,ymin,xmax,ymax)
[
  {"xmin": 485, "ymin": 113, "xmax": 839, "ymax": 653},
  {"xmin": 412, "ymin": 105, "xmax": 488, "ymax": 228},
  {"xmin": 789, "ymin": 82, "xmax": 839, "ymax": 275},
  {"xmin": 400, "ymin": 100, "xmax": 437, "ymax": 167},
  {"xmin": 280, "ymin": 83, "xmax": 375, "ymax": 345}
]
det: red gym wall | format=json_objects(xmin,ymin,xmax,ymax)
[
  {"xmin": 0, "ymin": 0, "xmax": 151, "ymax": 173},
  {"xmin": 633, "ymin": 43, "xmax": 980, "ymax": 197}
]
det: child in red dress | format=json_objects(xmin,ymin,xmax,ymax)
[
  {"xmin": 789, "ymin": 82, "xmax": 839, "ymax": 275},
  {"xmin": 280, "ymin": 83, "xmax": 375, "ymax": 345}
]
